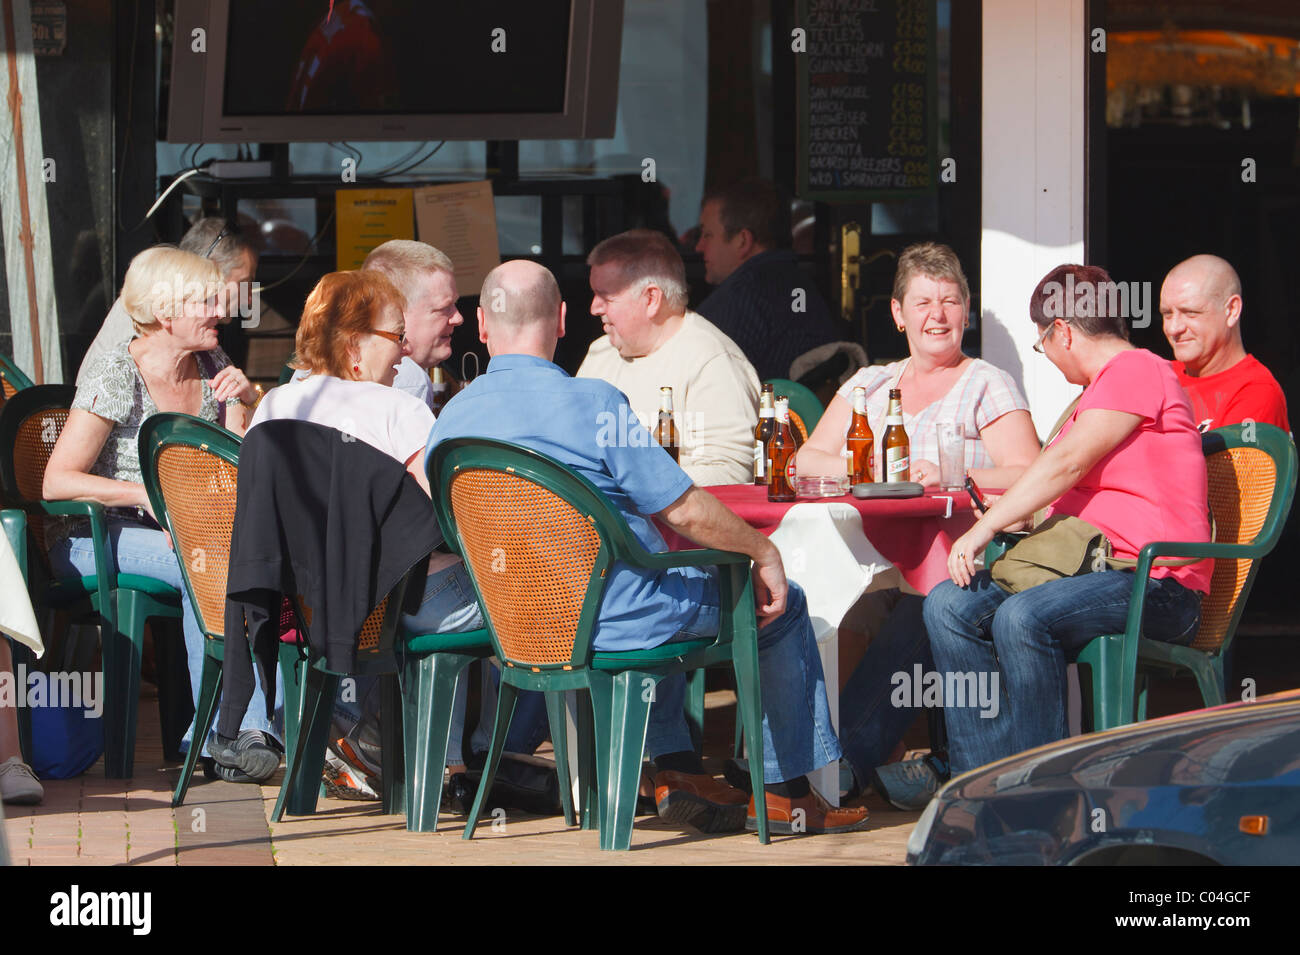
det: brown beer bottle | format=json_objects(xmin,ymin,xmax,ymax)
[
  {"xmin": 882, "ymin": 388, "xmax": 911, "ymax": 483},
  {"xmin": 768, "ymin": 396, "xmax": 797, "ymax": 502},
  {"xmin": 655, "ymin": 386, "xmax": 680, "ymax": 462},
  {"xmin": 846, "ymin": 386, "xmax": 875, "ymax": 483},
  {"xmin": 753, "ymin": 383, "xmax": 776, "ymax": 485},
  {"xmin": 430, "ymin": 366, "xmax": 451, "ymax": 416}
]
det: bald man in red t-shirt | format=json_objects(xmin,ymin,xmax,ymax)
[{"xmin": 1160, "ymin": 254, "xmax": 1290, "ymax": 433}]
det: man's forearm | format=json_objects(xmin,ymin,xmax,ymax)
[{"xmin": 657, "ymin": 485, "xmax": 779, "ymax": 564}]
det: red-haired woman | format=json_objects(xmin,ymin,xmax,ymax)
[{"xmin": 236, "ymin": 270, "xmax": 482, "ymax": 799}]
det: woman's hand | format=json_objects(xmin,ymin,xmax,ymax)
[
  {"xmin": 947, "ymin": 521, "xmax": 997, "ymax": 588},
  {"xmin": 911, "ymin": 458, "xmax": 940, "ymax": 487},
  {"xmin": 211, "ymin": 365, "xmax": 258, "ymax": 405},
  {"xmin": 972, "ymin": 492, "xmax": 1032, "ymax": 532}
]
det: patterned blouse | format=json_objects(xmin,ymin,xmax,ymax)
[
  {"xmin": 834, "ymin": 357, "xmax": 1030, "ymax": 469},
  {"xmin": 52, "ymin": 340, "xmax": 233, "ymax": 537}
]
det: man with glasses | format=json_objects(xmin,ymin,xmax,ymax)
[{"xmin": 76, "ymin": 217, "xmax": 259, "ymax": 385}]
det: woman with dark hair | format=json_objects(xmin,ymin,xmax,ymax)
[{"xmin": 924, "ymin": 264, "xmax": 1210, "ymax": 779}]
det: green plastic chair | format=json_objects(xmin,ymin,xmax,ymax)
[
  {"xmin": 2, "ymin": 508, "xmax": 35, "ymax": 763},
  {"xmin": 135, "ymin": 414, "xmax": 304, "ymax": 805},
  {"xmin": 764, "ymin": 377, "xmax": 823, "ymax": 433},
  {"xmin": 200, "ymin": 417, "xmax": 502, "ymax": 832},
  {"xmin": 1078, "ymin": 423, "xmax": 1296, "ymax": 730},
  {"xmin": 429, "ymin": 438, "xmax": 769, "ymax": 850},
  {"xmin": 981, "ymin": 424, "xmax": 1297, "ymax": 732},
  {"xmin": 0, "ymin": 385, "xmax": 184, "ymax": 778},
  {"xmin": 0, "ymin": 354, "xmax": 34, "ymax": 406}
]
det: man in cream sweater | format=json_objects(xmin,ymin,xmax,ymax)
[{"xmin": 577, "ymin": 230, "xmax": 760, "ymax": 486}]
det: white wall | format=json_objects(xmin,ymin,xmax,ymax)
[{"xmin": 980, "ymin": 0, "xmax": 1087, "ymax": 439}]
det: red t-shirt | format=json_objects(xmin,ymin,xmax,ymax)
[
  {"xmin": 1048, "ymin": 349, "xmax": 1213, "ymax": 594},
  {"xmin": 1173, "ymin": 354, "xmax": 1290, "ymax": 433}
]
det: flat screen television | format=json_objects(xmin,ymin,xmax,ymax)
[{"xmin": 164, "ymin": 0, "xmax": 623, "ymax": 143}]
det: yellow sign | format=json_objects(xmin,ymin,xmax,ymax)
[{"xmin": 335, "ymin": 189, "xmax": 414, "ymax": 270}]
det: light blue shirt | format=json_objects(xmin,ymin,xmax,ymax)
[
  {"xmin": 392, "ymin": 357, "xmax": 434, "ymax": 410},
  {"xmin": 427, "ymin": 354, "xmax": 709, "ymax": 652}
]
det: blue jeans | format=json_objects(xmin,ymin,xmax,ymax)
[
  {"xmin": 923, "ymin": 570, "xmax": 1202, "ymax": 776},
  {"xmin": 48, "ymin": 523, "xmax": 282, "ymax": 755},
  {"xmin": 646, "ymin": 580, "xmax": 842, "ymax": 784},
  {"xmin": 838, "ymin": 593, "xmax": 934, "ymax": 785},
  {"xmin": 333, "ymin": 559, "xmax": 486, "ymax": 766}
]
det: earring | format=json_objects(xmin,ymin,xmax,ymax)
[
  {"xmin": 353, "ymin": 364, "xmax": 360, "ymax": 373},
  {"xmin": 896, "ymin": 325, "xmax": 905, "ymax": 333}
]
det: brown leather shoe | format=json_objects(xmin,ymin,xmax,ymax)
[
  {"xmin": 654, "ymin": 770, "xmax": 748, "ymax": 833},
  {"xmin": 746, "ymin": 788, "xmax": 870, "ymax": 835}
]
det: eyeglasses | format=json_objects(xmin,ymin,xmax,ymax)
[
  {"xmin": 1032, "ymin": 321, "xmax": 1055, "ymax": 354},
  {"xmin": 203, "ymin": 225, "xmax": 231, "ymax": 259},
  {"xmin": 369, "ymin": 327, "xmax": 407, "ymax": 346}
]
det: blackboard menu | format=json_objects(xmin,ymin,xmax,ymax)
[{"xmin": 797, "ymin": 0, "xmax": 938, "ymax": 201}]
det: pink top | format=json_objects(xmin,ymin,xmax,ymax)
[{"xmin": 1048, "ymin": 349, "xmax": 1212, "ymax": 593}]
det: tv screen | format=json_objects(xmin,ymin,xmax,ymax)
[
  {"xmin": 165, "ymin": 0, "xmax": 621, "ymax": 142},
  {"xmin": 223, "ymin": 0, "xmax": 571, "ymax": 116}
]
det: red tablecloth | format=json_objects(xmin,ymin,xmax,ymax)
[{"xmin": 659, "ymin": 484, "xmax": 980, "ymax": 595}]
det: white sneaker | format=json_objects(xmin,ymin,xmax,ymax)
[{"xmin": 0, "ymin": 756, "xmax": 43, "ymax": 805}]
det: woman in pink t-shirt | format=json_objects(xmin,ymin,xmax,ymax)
[{"xmin": 924, "ymin": 264, "xmax": 1209, "ymax": 779}]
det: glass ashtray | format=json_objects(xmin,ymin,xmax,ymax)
[{"xmin": 796, "ymin": 475, "xmax": 850, "ymax": 498}]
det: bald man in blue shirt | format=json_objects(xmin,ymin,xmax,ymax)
[{"xmin": 427, "ymin": 259, "xmax": 868, "ymax": 836}]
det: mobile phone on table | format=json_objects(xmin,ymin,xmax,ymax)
[{"xmin": 964, "ymin": 475, "xmax": 989, "ymax": 514}]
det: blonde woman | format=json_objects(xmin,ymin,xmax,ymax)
[{"xmin": 43, "ymin": 246, "xmax": 278, "ymax": 781}]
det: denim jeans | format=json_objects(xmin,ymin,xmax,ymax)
[
  {"xmin": 333, "ymin": 558, "xmax": 486, "ymax": 766},
  {"xmin": 48, "ymin": 522, "xmax": 282, "ymax": 755},
  {"xmin": 837, "ymin": 592, "xmax": 934, "ymax": 785},
  {"xmin": 645, "ymin": 579, "xmax": 842, "ymax": 784},
  {"xmin": 923, "ymin": 570, "xmax": 1202, "ymax": 776}
]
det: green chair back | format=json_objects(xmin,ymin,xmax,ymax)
[
  {"xmin": 764, "ymin": 377, "xmax": 823, "ymax": 432},
  {"xmin": 429, "ymin": 437, "xmax": 770, "ymax": 849},
  {"xmin": 0, "ymin": 354, "xmax": 35, "ymax": 406},
  {"xmin": 1080, "ymin": 423, "xmax": 1297, "ymax": 730}
]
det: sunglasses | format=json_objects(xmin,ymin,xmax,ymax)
[
  {"xmin": 369, "ymin": 327, "xmax": 407, "ymax": 346},
  {"xmin": 203, "ymin": 225, "xmax": 232, "ymax": 259}
]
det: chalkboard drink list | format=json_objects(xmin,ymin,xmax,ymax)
[{"xmin": 798, "ymin": 0, "xmax": 938, "ymax": 202}]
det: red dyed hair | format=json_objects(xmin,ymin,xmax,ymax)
[{"xmin": 292, "ymin": 270, "xmax": 407, "ymax": 379}]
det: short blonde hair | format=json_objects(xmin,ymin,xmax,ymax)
[
  {"xmin": 892, "ymin": 242, "xmax": 970, "ymax": 307},
  {"xmin": 362, "ymin": 239, "xmax": 454, "ymax": 302},
  {"xmin": 120, "ymin": 246, "xmax": 223, "ymax": 336}
]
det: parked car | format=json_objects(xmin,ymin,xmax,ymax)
[{"xmin": 907, "ymin": 690, "xmax": 1300, "ymax": 865}]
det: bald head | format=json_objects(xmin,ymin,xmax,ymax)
[
  {"xmin": 1160, "ymin": 254, "xmax": 1247, "ymax": 376},
  {"xmin": 476, "ymin": 260, "xmax": 566, "ymax": 359}
]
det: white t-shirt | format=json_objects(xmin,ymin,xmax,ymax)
[{"xmin": 251, "ymin": 373, "xmax": 435, "ymax": 466}]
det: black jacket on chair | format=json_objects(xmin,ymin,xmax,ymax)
[{"xmin": 217, "ymin": 419, "xmax": 438, "ymax": 738}]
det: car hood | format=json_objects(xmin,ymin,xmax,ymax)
[{"xmin": 945, "ymin": 690, "xmax": 1300, "ymax": 799}]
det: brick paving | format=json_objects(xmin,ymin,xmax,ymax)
[{"xmin": 3, "ymin": 688, "xmax": 916, "ymax": 866}]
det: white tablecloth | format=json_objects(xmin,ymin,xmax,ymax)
[{"xmin": 0, "ymin": 532, "xmax": 41, "ymax": 656}]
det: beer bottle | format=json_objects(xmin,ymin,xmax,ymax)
[
  {"xmin": 430, "ymin": 366, "xmax": 451, "ymax": 416},
  {"xmin": 846, "ymin": 386, "xmax": 875, "ymax": 483},
  {"xmin": 655, "ymin": 386, "xmax": 680, "ymax": 462},
  {"xmin": 768, "ymin": 396, "xmax": 797, "ymax": 502},
  {"xmin": 753, "ymin": 384, "xmax": 776, "ymax": 485},
  {"xmin": 882, "ymin": 388, "xmax": 910, "ymax": 483}
]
